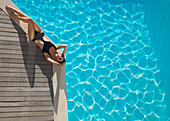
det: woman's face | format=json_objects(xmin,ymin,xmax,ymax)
[{"xmin": 55, "ymin": 54, "xmax": 65, "ymax": 63}]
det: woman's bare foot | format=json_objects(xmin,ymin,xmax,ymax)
[
  {"xmin": 6, "ymin": 5, "xmax": 27, "ymax": 17},
  {"xmin": 6, "ymin": 5, "xmax": 14, "ymax": 11},
  {"xmin": 5, "ymin": 5, "xmax": 11, "ymax": 9}
]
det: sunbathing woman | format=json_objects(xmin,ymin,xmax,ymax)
[{"xmin": 6, "ymin": 5, "xmax": 68, "ymax": 65}]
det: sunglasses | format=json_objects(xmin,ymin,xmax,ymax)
[
  {"xmin": 59, "ymin": 55, "xmax": 64, "ymax": 61},
  {"xmin": 59, "ymin": 57, "xmax": 62, "ymax": 61}
]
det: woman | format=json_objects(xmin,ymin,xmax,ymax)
[{"xmin": 6, "ymin": 5, "xmax": 68, "ymax": 65}]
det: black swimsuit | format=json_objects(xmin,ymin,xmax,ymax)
[{"xmin": 31, "ymin": 30, "xmax": 57, "ymax": 56}]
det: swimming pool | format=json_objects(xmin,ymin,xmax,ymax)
[{"xmin": 11, "ymin": 0, "xmax": 170, "ymax": 120}]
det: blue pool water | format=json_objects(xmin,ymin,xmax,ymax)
[{"xmin": 12, "ymin": 0, "xmax": 170, "ymax": 120}]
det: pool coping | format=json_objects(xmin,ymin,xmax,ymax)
[{"xmin": 0, "ymin": 0, "xmax": 68, "ymax": 121}]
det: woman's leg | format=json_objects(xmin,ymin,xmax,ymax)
[
  {"xmin": 6, "ymin": 5, "xmax": 27, "ymax": 17},
  {"xmin": 10, "ymin": 12, "xmax": 34, "ymax": 40},
  {"xmin": 8, "ymin": 6, "xmax": 43, "ymax": 40},
  {"xmin": 7, "ymin": 6, "xmax": 42, "ymax": 30},
  {"xmin": 28, "ymin": 20, "xmax": 36, "ymax": 40},
  {"xmin": 11, "ymin": 12, "xmax": 29, "ymax": 23}
]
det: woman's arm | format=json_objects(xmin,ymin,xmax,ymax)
[
  {"xmin": 44, "ymin": 54, "xmax": 61, "ymax": 65},
  {"xmin": 46, "ymin": 57, "xmax": 61, "ymax": 65},
  {"xmin": 57, "ymin": 44, "xmax": 68, "ymax": 55}
]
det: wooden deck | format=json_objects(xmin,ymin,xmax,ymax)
[{"xmin": 0, "ymin": 8, "xmax": 54, "ymax": 121}]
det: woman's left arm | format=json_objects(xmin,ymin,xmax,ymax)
[{"xmin": 57, "ymin": 44, "xmax": 68, "ymax": 55}]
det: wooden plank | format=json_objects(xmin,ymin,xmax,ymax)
[
  {"xmin": 0, "ymin": 82, "xmax": 52, "ymax": 87},
  {"xmin": 0, "ymin": 49, "xmax": 25, "ymax": 55},
  {"xmin": 0, "ymin": 97, "xmax": 25, "ymax": 102},
  {"xmin": 0, "ymin": 53, "xmax": 44, "ymax": 60},
  {"xmin": 0, "ymin": 11, "xmax": 6, "ymax": 15},
  {"xmin": 0, "ymin": 116, "xmax": 53, "ymax": 121},
  {"xmin": 0, "ymin": 55, "xmax": 47, "ymax": 62},
  {"xmin": 1, "ymin": 100, "xmax": 53, "ymax": 106},
  {"xmin": 0, "ymin": 26, "xmax": 24, "ymax": 33},
  {"xmin": 0, "ymin": 44, "xmax": 37, "ymax": 51},
  {"xmin": 0, "ymin": 67, "xmax": 52, "ymax": 74},
  {"xmin": 0, "ymin": 111, "xmax": 53, "ymax": 118},
  {"xmin": 0, "ymin": 58, "xmax": 48, "ymax": 65},
  {"xmin": 0, "ymin": 102, "xmax": 26, "ymax": 107},
  {"xmin": 0, "ymin": 44, "xmax": 33, "ymax": 50},
  {"xmin": 0, "ymin": 22, "xmax": 15, "ymax": 28},
  {"xmin": 0, "ymin": 22, "xmax": 22, "ymax": 29},
  {"xmin": 0, "ymin": 19, "xmax": 13, "ymax": 24},
  {"xmin": 0, "ymin": 72, "xmax": 52, "ymax": 78},
  {"xmin": 0, "ymin": 76, "xmax": 51, "ymax": 83},
  {"xmin": 0, "ymin": 48, "xmax": 36, "ymax": 54},
  {"xmin": 0, "ymin": 14, "xmax": 8, "ymax": 18},
  {"xmin": 0, "ymin": 77, "xmax": 50, "ymax": 82},
  {"xmin": 0, "ymin": 40, "xmax": 27, "ymax": 45},
  {"xmin": 0, "ymin": 31, "xmax": 27, "ymax": 37},
  {"xmin": 0, "ymin": 46, "xmax": 43, "ymax": 55},
  {"xmin": 0, "ymin": 10, "xmax": 7, "ymax": 14},
  {"xmin": 0, "ymin": 77, "xmax": 27, "ymax": 82},
  {"xmin": 0, "ymin": 58, "xmax": 50, "ymax": 67},
  {"xmin": 0, "ymin": 106, "xmax": 53, "ymax": 113},
  {"xmin": 0, "ymin": 102, "xmax": 52, "ymax": 107},
  {"xmin": 0, "ymin": 82, "xmax": 26, "ymax": 87},
  {"xmin": 0, "ymin": 36, "xmax": 29, "ymax": 41},
  {"xmin": 0, "ymin": 68, "xmax": 32, "ymax": 73},
  {"xmin": 0, "ymin": 58, "xmax": 25, "ymax": 63},
  {"xmin": 0, "ymin": 87, "xmax": 51, "ymax": 92},
  {"xmin": 0, "ymin": 91, "xmax": 51, "ymax": 97},
  {"xmin": 0, "ymin": 63, "xmax": 35, "ymax": 68},
  {"xmin": 26, "ymin": 96, "xmax": 52, "ymax": 101},
  {"xmin": 25, "ymin": 101, "xmax": 53, "ymax": 106},
  {"xmin": 0, "ymin": 14, "xmax": 10, "ymax": 20},
  {"xmin": 0, "ymin": 96, "xmax": 52, "ymax": 102},
  {"xmin": 0, "ymin": 66, "xmax": 52, "ymax": 72}
]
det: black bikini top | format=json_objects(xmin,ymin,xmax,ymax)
[{"xmin": 32, "ymin": 30, "xmax": 57, "ymax": 57}]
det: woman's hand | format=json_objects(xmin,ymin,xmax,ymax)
[
  {"xmin": 56, "ymin": 62, "xmax": 61, "ymax": 66},
  {"xmin": 57, "ymin": 44, "xmax": 68, "ymax": 55},
  {"xmin": 46, "ymin": 57, "xmax": 61, "ymax": 66}
]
